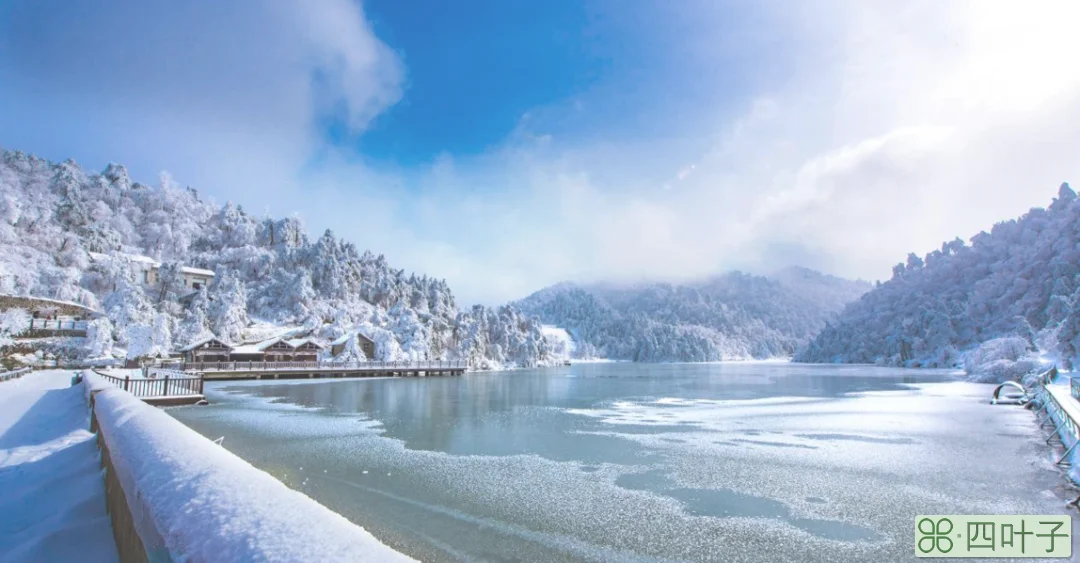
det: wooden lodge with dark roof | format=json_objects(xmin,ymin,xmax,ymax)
[
  {"xmin": 174, "ymin": 331, "xmax": 466, "ymax": 379},
  {"xmin": 287, "ymin": 339, "xmax": 324, "ymax": 362},
  {"xmin": 179, "ymin": 337, "xmax": 233, "ymax": 363},
  {"xmin": 180, "ymin": 336, "xmax": 324, "ymax": 363}
]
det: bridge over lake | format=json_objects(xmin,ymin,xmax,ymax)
[{"xmin": 178, "ymin": 359, "xmax": 468, "ymax": 381}]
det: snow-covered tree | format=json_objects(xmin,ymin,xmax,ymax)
[
  {"xmin": 208, "ymin": 270, "xmax": 249, "ymax": 344},
  {"xmin": 124, "ymin": 313, "xmax": 171, "ymax": 360},
  {"xmin": 513, "ymin": 268, "xmax": 871, "ymax": 362},
  {"xmin": 174, "ymin": 286, "xmax": 212, "ymax": 348},
  {"xmin": 798, "ymin": 182, "xmax": 1080, "ymax": 374},
  {"xmin": 0, "ymin": 148, "xmax": 560, "ymax": 368},
  {"xmin": 0, "ymin": 308, "xmax": 29, "ymax": 346},
  {"xmin": 103, "ymin": 278, "xmax": 153, "ymax": 347},
  {"xmin": 84, "ymin": 317, "xmax": 114, "ymax": 358}
]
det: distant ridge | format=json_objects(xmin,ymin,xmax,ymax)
[{"xmin": 514, "ymin": 268, "xmax": 870, "ymax": 362}]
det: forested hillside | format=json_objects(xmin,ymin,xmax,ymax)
[
  {"xmin": 797, "ymin": 184, "xmax": 1080, "ymax": 371},
  {"xmin": 514, "ymin": 268, "xmax": 871, "ymax": 362},
  {"xmin": 0, "ymin": 149, "xmax": 553, "ymax": 368}
]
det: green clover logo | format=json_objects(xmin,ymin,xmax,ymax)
[{"xmin": 918, "ymin": 517, "xmax": 954, "ymax": 554}]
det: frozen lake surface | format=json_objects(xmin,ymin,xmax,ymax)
[{"xmin": 169, "ymin": 363, "xmax": 1075, "ymax": 562}]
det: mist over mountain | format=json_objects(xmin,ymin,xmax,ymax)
[
  {"xmin": 0, "ymin": 149, "xmax": 554, "ymax": 368},
  {"xmin": 514, "ymin": 268, "xmax": 871, "ymax": 362},
  {"xmin": 797, "ymin": 183, "xmax": 1080, "ymax": 372}
]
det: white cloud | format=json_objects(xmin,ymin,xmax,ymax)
[
  {"xmin": 3, "ymin": 0, "xmax": 1079, "ymax": 306},
  {"xmin": 0, "ymin": 0, "xmax": 402, "ymax": 209},
  {"xmin": 376, "ymin": 0, "xmax": 1080, "ymax": 303}
]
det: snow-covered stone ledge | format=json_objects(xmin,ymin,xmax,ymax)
[{"xmin": 81, "ymin": 372, "xmax": 415, "ymax": 563}]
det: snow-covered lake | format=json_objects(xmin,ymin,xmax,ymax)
[{"xmin": 169, "ymin": 363, "xmax": 1076, "ymax": 562}]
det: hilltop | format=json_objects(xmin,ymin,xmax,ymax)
[{"xmin": 0, "ymin": 149, "xmax": 554, "ymax": 369}]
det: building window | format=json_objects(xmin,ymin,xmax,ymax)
[
  {"xmin": 192, "ymin": 282, "xmax": 202, "ymax": 290},
  {"xmin": 142, "ymin": 271, "xmax": 150, "ymax": 284}
]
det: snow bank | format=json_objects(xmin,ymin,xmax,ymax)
[
  {"xmin": 0, "ymin": 370, "xmax": 118, "ymax": 563},
  {"xmin": 541, "ymin": 325, "xmax": 575, "ymax": 359},
  {"xmin": 84, "ymin": 373, "xmax": 415, "ymax": 563}
]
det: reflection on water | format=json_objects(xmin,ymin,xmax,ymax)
[{"xmin": 170, "ymin": 362, "xmax": 1072, "ymax": 563}]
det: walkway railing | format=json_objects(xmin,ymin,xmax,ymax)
[
  {"xmin": 96, "ymin": 370, "xmax": 204, "ymax": 398},
  {"xmin": 147, "ymin": 367, "xmax": 191, "ymax": 380},
  {"xmin": 29, "ymin": 319, "xmax": 88, "ymax": 331},
  {"xmin": 1035, "ymin": 369, "xmax": 1080, "ymax": 467},
  {"xmin": 182, "ymin": 359, "xmax": 467, "ymax": 373}
]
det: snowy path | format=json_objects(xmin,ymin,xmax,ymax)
[{"xmin": 0, "ymin": 370, "xmax": 118, "ymax": 563}]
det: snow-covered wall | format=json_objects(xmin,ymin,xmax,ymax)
[{"xmin": 82, "ymin": 372, "xmax": 415, "ymax": 563}]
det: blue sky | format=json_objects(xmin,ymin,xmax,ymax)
[
  {"xmin": 348, "ymin": 0, "xmax": 784, "ymax": 165},
  {"xmin": 2, "ymin": 0, "xmax": 1079, "ymax": 305}
]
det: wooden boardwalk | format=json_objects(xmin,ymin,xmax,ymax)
[
  {"xmin": 93, "ymin": 369, "xmax": 206, "ymax": 406},
  {"xmin": 180, "ymin": 360, "xmax": 468, "ymax": 381}
]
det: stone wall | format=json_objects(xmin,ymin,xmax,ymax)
[{"xmin": 0, "ymin": 294, "xmax": 102, "ymax": 318}]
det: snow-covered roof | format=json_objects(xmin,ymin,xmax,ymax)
[
  {"xmin": 178, "ymin": 336, "xmax": 232, "ymax": 352},
  {"xmin": 330, "ymin": 331, "xmax": 375, "ymax": 346},
  {"xmin": 87, "ymin": 251, "xmax": 215, "ymax": 277},
  {"xmin": 256, "ymin": 337, "xmax": 286, "ymax": 351},
  {"xmin": 287, "ymin": 338, "xmax": 324, "ymax": 349},
  {"xmin": 230, "ymin": 344, "xmax": 263, "ymax": 355},
  {"xmin": 89, "ymin": 251, "xmax": 158, "ymax": 265},
  {"xmin": 241, "ymin": 337, "xmax": 300, "ymax": 352},
  {"xmin": 125, "ymin": 253, "xmax": 159, "ymax": 265},
  {"xmin": 180, "ymin": 266, "xmax": 215, "ymax": 277}
]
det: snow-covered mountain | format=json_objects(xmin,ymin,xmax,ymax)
[
  {"xmin": 0, "ymin": 149, "xmax": 554, "ymax": 369},
  {"xmin": 513, "ymin": 268, "xmax": 871, "ymax": 362},
  {"xmin": 796, "ymin": 183, "xmax": 1080, "ymax": 371}
]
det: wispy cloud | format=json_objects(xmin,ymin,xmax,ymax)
[
  {"xmin": 2, "ymin": 0, "xmax": 1078, "ymax": 305},
  {"xmin": 382, "ymin": 0, "xmax": 1080, "ymax": 301}
]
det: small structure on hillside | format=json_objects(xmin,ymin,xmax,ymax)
[
  {"xmin": 89, "ymin": 252, "xmax": 215, "ymax": 291},
  {"xmin": 0, "ymin": 294, "xmax": 103, "ymax": 320},
  {"xmin": 179, "ymin": 337, "xmax": 234, "ymax": 363},
  {"xmin": 330, "ymin": 332, "xmax": 376, "ymax": 359}
]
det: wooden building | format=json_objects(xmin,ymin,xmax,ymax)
[
  {"xmin": 287, "ymin": 339, "xmax": 324, "ymax": 362},
  {"xmin": 260, "ymin": 339, "xmax": 295, "ymax": 362},
  {"xmin": 179, "ymin": 337, "xmax": 234, "ymax": 363},
  {"xmin": 88, "ymin": 251, "xmax": 215, "ymax": 291},
  {"xmin": 330, "ymin": 332, "xmax": 376, "ymax": 359},
  {"xmin": 182, "ymin": 335, "xmax": 326, "ymax": 363}
]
